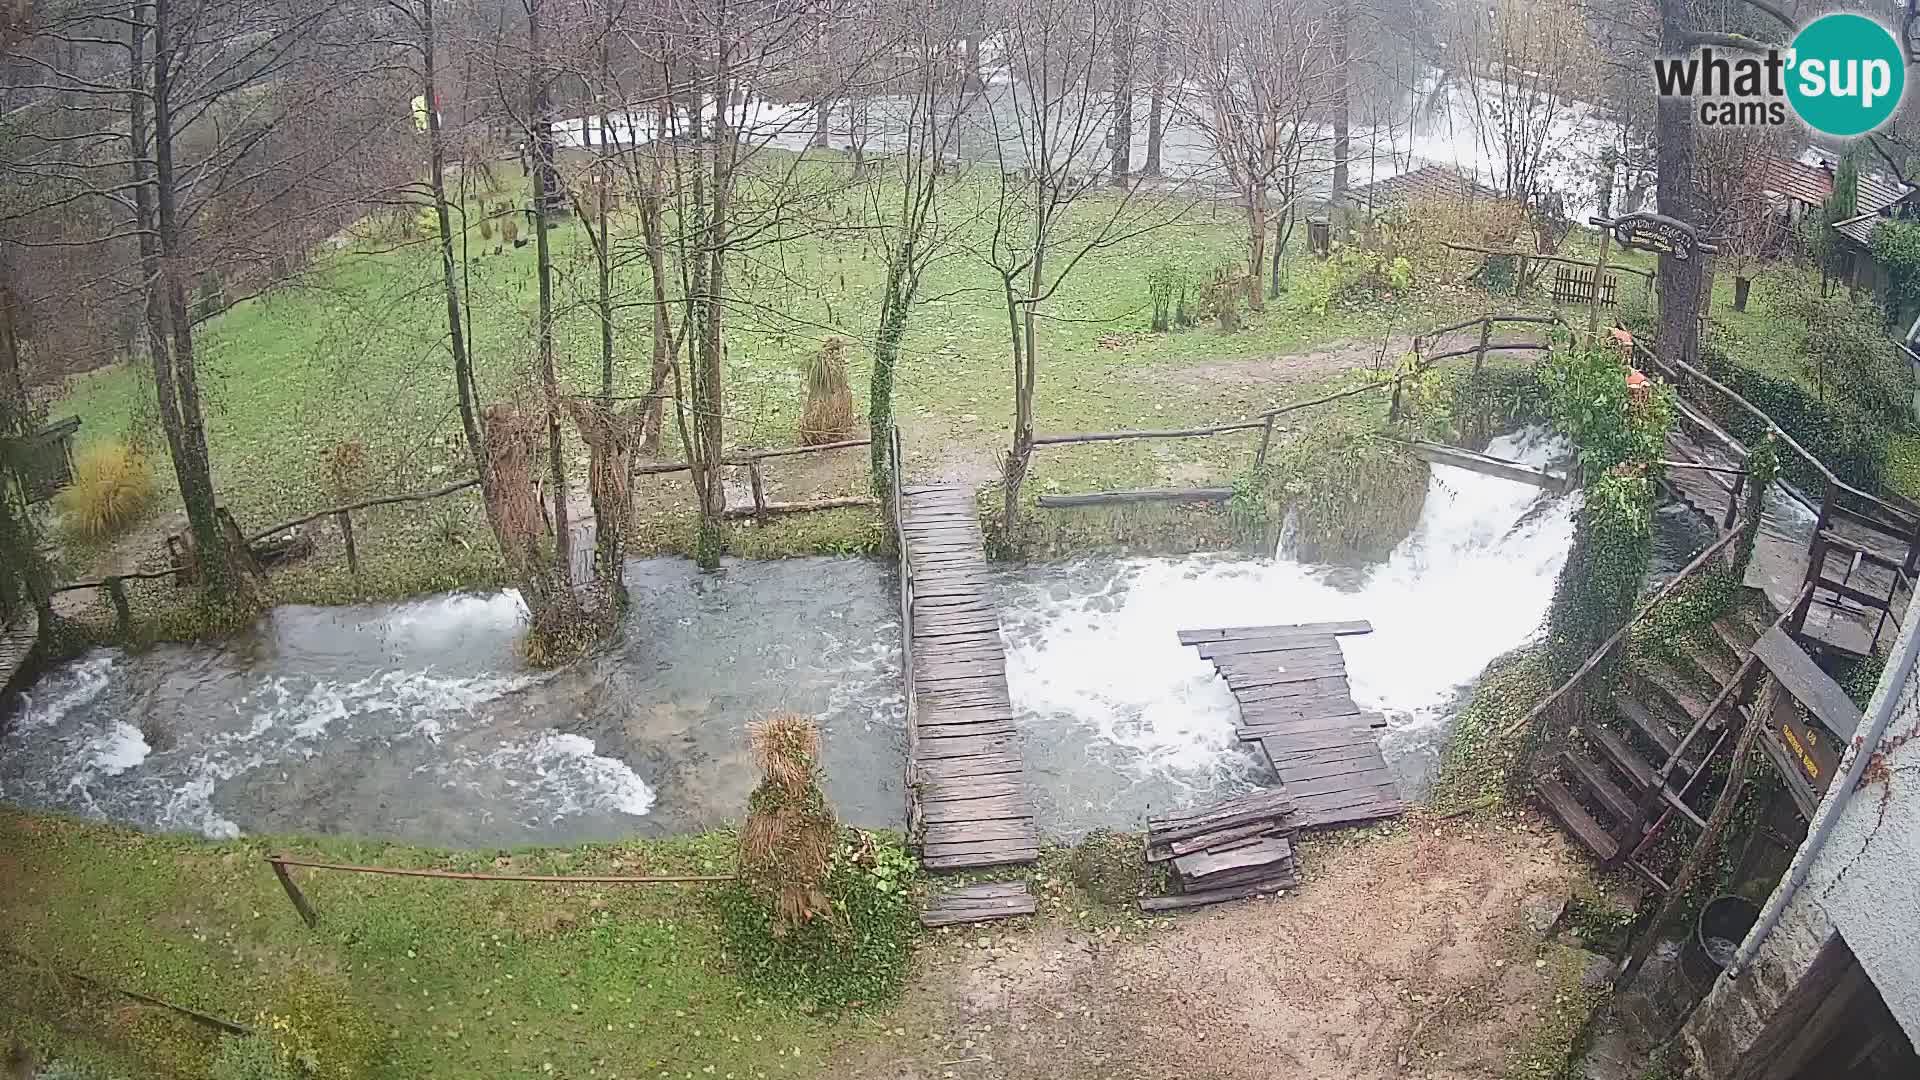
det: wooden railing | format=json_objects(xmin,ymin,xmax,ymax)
[
  {"xmin": 48, "ymin": 436, "xmax": 880, "ymax": 633},
  {"xmin": 886, "ymin": 423, "xmax": 919, "ymax": 832},
  {"xmin": 1027, "ymin": 313, "xmax": 1567, "ymax": 507},
  {"xmin": 1635, "ymin": 341, "xmax": 1920, "ymax": 652}
]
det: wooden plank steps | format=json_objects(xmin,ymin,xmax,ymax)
[
  {"xmin": 1535, "ymin": 774, "xmax": 1620, "ymax": 863},
  {"xmin": 901, "ymin": 484, "xmax": 1037, "ymax": 873},
  {"xmin": 1561, "ymin": 749, "xmax": 1637, "ymax": 825},
  {"xmin": 920, "ymin": 881, "xmax": 1036, "ymax": 928},
  {"xmin": 0, "ymin": 611, "xmax": 38, "ymax": 700},
  {"xmin": 1180, "ymin": 621, "xmax": 1404, "ymax": 832}
]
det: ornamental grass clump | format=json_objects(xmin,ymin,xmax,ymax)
[{"xmin": 799, "ymin": 337, "xmax": 854, "ymax": 445}]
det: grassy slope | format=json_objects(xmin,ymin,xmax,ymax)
[
  {"xmin": 0, "ymin": 811, "xmax": 834, "ymax": 1079},
  {"xmin": 48, "ymin": 162, "xmax": 1469, "ymax": 602}
]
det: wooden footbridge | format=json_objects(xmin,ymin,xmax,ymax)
[
  {"xmin": 1180, "ymin": 621, "xmax": 1405, "ymax": 829},
  {"xmin": 895, "ymin": 482, "xmax": 1038, "ymax": 872}
]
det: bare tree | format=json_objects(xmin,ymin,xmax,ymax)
[
  {"xmin": 1449, "ymin": 0, "xmax": 1587, "ymax": 205},
  {"xmin": 865, "ymin": 0, "xmax": 982, "ymax": 495},
  {"xmin": 1176, "ymin": 0, "xmax": 1328, "ymax": 312},
  {"xmin": 981, "ymin": 0, "xmax": 1187, "ymax": 537}
]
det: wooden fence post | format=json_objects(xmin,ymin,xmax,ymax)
[
  {"xmin": 335, "ymin": 510, "xmax": 358, "ymax": 575},
  {"xmin": 1472, "ymin": 318, "xmax": 1493, "ymax": 443},
  {"xmin": 269, "ymin": 857, "xmax": 320, "ymax": 928},
  {"xmin": 748, "ymin": 458, "xmax": 767, "ymax": 522},
  {"xmin": 104, "ymin": 576, "xmax": 131, "ymax": 636},
  {"xmin": 1254, "ymin": 416, "xmax": 1276, "ymax": 472}
]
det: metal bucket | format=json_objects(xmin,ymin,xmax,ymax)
[{"xmin": 1684, "ymin": 894, "xmax": 1761, "ymax": 984}]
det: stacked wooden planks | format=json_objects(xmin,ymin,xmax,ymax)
[
  {"xmin": 1180, "ymin": 621, "xmax": 1405, "ymax": 830},
  {"xmin": 900, "ymin": 485, "xmax": 1038, "ymax": 872},
  {"xmin": 919, "ymin": 881, "xmax": 1037, "ymax": 927},
  {"xmin": 1141, "ymin": 790, "xmax": 1299, "ymax": 912}
]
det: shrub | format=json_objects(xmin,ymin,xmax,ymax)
[
  {"xmin": 55, "ymin": 440, "xmax": 155, "ymax": 541},
  {"xmin": 501, "ymin": 214, "xmax": 521, "ymax": 247},
  {"xmin": 716, "ymin": 828, "xmax": 919, "ymax": 1011},
  {"xmin": 1695, "ymin": 343, "xmax": 1887, "ymax": 494},
  {"xmin": 1539, "ymin": 339, "xmax": 1674, "ymax": 484},
  {"xmin": 1067, "ymin": 828, "xmax": 1151, "ymax": 907},
  {"xmin": 210, "ymin": 1036, "xmax": 296, "ymax": 1080},
  {"xmin": 1253, "ymin": 414, "xmax": 1429, "ymax": 563},
  {"xmin": 251, "ymin": 976, "xmax": 388, "ymax": 1080},
  {"xmin": 1773, "ymin": 273, "xmax": 1912, "ymax": 428},
  {"xmin": 1145, "ymin": 260, "xmax": 1189, "ymax": 333},
  {"xmin": 478, "ymin": 215, "xmax": 494, "ymax": 241}
]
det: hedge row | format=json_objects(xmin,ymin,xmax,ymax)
[{"xmin": 1693, "ymin": 343, "xmax": 1887, "ymax": 496}]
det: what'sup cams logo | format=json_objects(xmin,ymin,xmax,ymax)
[{"xmin": 1653, "ymin": 11, "xmax": 1906, "ymax": 137}]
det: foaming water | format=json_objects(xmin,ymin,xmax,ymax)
[
  {"xmin": 999, "ymin": 429, "xmax": 1581, "ymax": 835},
  {"xmin": 0, "ymin": 557, "xmax": 902, "ymax": 845}
]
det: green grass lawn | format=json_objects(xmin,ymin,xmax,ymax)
[
  {"xmin": 0, "ymin": 811, "xmax": 841, "ymax": 1079},
  {"xmin": 46, "ymin": 161, "xmax": 1483, "ymax": 607}
]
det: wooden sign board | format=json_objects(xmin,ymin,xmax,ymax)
[
  {"xmin": 1773, "ymin": 694, "xmax": 1841, "ymax": 796},
  {"xmin": 1589, "ymin": 212, "xmax": 1719, "ymax": 262}
]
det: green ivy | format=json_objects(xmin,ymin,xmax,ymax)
[
  {"xmin": 713, "ymin": 830, "xmax": 920, "ymax": 1013},
  {"xmin": 1545, "ymin": 471, "xmax": 1656, "ymax": 674},
  {"xmin": 1871, "ymin": 218, "xmax": 1920, "ymax": 320}
]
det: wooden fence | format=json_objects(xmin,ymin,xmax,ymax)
[
  {"xmin": 47, "ymin": 437, "xmax": 879, "ymax": 634},
  {"xmin": 1023, "ymin": 312, "xmax": 1566, "ymax": 509},
  {"xmin": 264, "ymin": 853, "xmax": 733, "ymax": 930}
]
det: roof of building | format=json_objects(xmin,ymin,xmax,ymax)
[
  {"xmin": 1762, "ymin": 158, "xmax": 1832, "ymax": 206},
  {"xmin": 1344, "ymin": 164, "xmax": 1499, "ymax": 209},
  {"xmin": 1834, "ymin": 196, "xmax": 1916, "ymax": 247}
]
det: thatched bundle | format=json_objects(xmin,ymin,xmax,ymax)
[
  {"xmin": 565, "ymin": 399, "xmax": 640, "ymax": 543},
  {"xmin": 481, "ymin": 404, "xmax": 545, "ymax": 572},
  {"xmin": 741, "ymin": 711, "xmax": 838, "ymax": 935},
  {"xmin": 798, "ymin": 337, "xmax": 854, "ymax": 446}
]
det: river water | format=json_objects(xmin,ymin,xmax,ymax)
[{"xmin": 2, "ymin": 430, "xmax": 1651, "ymax": 847}]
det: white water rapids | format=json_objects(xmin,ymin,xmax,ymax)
[
  {"xmin": 996, "ymin": 428, "xmax": 1580, "ymax": 834},
  {"xmin": 2, "ymin": 436, "xmax": 1596, "ymax": 843}
]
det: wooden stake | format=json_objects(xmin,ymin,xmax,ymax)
[
  {"xmin": 270, "ymin": 858, "xmax": 320, "ymax": 928},
  {"xmin": 1615, "ymin": 673, "xmax": 1776, "ymax": 990},
  {"xmin": 335, "ymin": 510, "xmax": 358, "ymax": 575},
  {"xmin": 748, "ymin": 459, "xmax": 767, "ymax": 522},
  {"xmin": 104, "ymin": 576, "xmax": 131, "ymax": 636},
  {"xmin": 1589, "ymin": 228, "xmax": 1612, "ymax": 343}
]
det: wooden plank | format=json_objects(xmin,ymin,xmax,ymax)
[
  {"xmin": 916, "ymin": 734, "xmax": 1016, "ymax": 759},
  {"xmin": 1194, "ymin": 637, "xmax": 1340, "ymax": 661},
  {"xmin": 1146, "ymin": 788, "xmax": 1294, "ymax": 828},
  {"xmin": 1138, "ymin": 870, "xmax": 1302, "ymax": 912},
  {"xmin": 1752, "ymin": 626, "xmax": 1862, "ymax": 741},
  {"xmin": 922, "ymin": 817, "xmax": 1037, "ymax": 843},
  {"xmin": 919, "ymin": 795, "xmax": 1033, "ymax": 823},
  {"xmin": 1173, "ymin": 837, "xmax": 1294, "ymax": 880},
  {"xmin": 1146, "ymin": 821, "xmax": 1282, "ymax": 862},
  {"xmin": 920, "ymin": 779, "xmax": 1025, "ymax": 803},
  {"xmin": 916, "ymin": 755, "xmax": 1026, "ymax": 781},
  {"xmin": 1176, "ymin": 621, "xmax": 1374, "ymax": 645}
]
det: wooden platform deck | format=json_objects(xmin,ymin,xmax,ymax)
[
  {"xmin": 1179, "ymin": 621, "xmax": 1404, "ymax": 830},
  {"xmin": 900, "ymin": 484, "xmax": 1037, "ymax": 872},
  {"xmin": 920, "ymin": 881, "xmax": 1037, "ymax": 927}
]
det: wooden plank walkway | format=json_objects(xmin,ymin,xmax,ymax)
[
  {"xmin": 0, "ymin": 610, "xmax": 38, "ymax": 700},
  {"xmin": 900, "ymin": 484, "xmax": 1037, "ymax": 872},
  {"xmin": 1181, "ymin": 621, "xmax": 1404, "ymax": 830},
  {"xmin": 920, "ymin": 881, "xmax": 1037, "ymax": 927}
]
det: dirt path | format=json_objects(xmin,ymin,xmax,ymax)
[{"xmin": 837, "ymin": 820, "xmax": 1602, "ymax": 1080}]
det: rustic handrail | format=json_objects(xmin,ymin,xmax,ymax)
[
  {"xmin": 1636, "ymin": 342, "xmax": 1919, "ymax": 533},
  {"xmin": 247, "ymin": 477, "xmax": 482, "ymax": 543},
  {"xmin": 1440, "ymin": 242, "xmax": 1657, "ymax": 280},
  {"xmin": 888, "ymin": 423, "xmax": 918, "ymax": 833},
  {"xmin": 264, "ymin": 853, "xmax": 733, "ymax": 929},
  {"xmin": 1501, "ymin": 527, "xmax": 1744, "ymax": 740},
  {"xmin": 633, "ymin": 436, "xmax": 871, "ymax": 476}
]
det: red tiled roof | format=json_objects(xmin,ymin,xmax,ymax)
[
  {"xmin": 1346, "ymin": 165, "xmax": 1499, "ymax": 208},
  {"xmin": 1762, "ymin": 158, "xmax": 1831, "ymax": 206}
]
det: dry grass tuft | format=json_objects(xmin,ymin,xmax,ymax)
[
  {"xmin": 55, "ymin": 440, "xmax": 155, "ymax": 541},
  {"xmin": 741, "ymin": 711, "xmax": 838, "ymax": 935},
  {"xmin": 799, "ymin": 337, "xmax": 854, "ymax": 445}
]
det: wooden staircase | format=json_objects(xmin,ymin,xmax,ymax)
[{"xmin": 1534, "ymin": 598, "xmax": 1773, "ymax": 891}]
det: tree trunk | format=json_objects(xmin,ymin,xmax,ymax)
[
  {"xmin": 528, "ymin": 0, "xmax": 572, "ymax": 596},
  {"xmin": 1109, "ymin": 0, "xmax": 1134, "ymax": 187},
  {"xmin": 639, "ymin": 97, "xmax": 672, "ymax": 454},
  {"xmin": 870, "ymin": 263, "xmax": 912, "ymax": 498},
  {"xmin": 1654, "ymin": 0, "xmax": 1703, "ymax": 366},
  {"xmin": 149, "ymin": 0, "xmax": 254, "ymax": 603},
  {"xmin": 1143, "ymin": 12, "xmax": 1166, "ymax": 179},
  {"xmin": 1270, "ymin": 201, "xmax": 1291, "ymax": 298},
  {"xmin": 1246, "ymin": 193, "xmax": 1267, "ymax": 312},
  {"xmin": 422, "ymin": 0, "xmax": 484, "ymax": 474},
  {"xmin": 1331, "ymin": 3, "xmax": 1350, "ymax": 204}
]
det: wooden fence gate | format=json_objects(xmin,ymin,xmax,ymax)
[{"xmin": 1552, "ymin": 265, "xmax": 1618, "ymax": 307}]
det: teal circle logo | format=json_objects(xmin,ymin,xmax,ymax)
[{"xmin": 1787, "ymin": 13, "xmax": 1905, "ymax": 137}]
